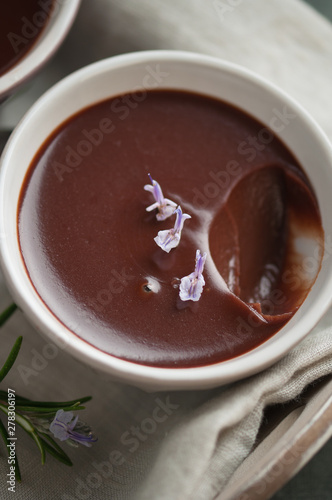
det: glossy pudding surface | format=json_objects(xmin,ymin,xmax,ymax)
[
  {"xmin": 0, "ymin": 1, "xmax": 54, "ymax": 76},
  {"xmin": 18, "ymin": 90, "xmax": 324, "ymax": 367}
]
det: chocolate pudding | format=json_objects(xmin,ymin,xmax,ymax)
[
  {"xmin": 18, "ymin": 90, "xmax": 324, "ymax": 367},
  {"xmin": 0, "ymin": 1, "xmax": 55, "ymax": 76}
]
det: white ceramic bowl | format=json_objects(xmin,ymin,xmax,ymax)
[
  {"xmin": 1, "ymin": 51, "xmax": 332, "ymax": 391},
  {"xmin": 0, "ymin": 0, "xmax": 81, "ymax": 101}
]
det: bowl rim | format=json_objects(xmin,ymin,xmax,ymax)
[
  {"xmin": 0, "ymin": 0, "xmax": 81, "ymax": 100},
  {"xmin": 1, "ymin": 50, "xmax": 332, "ymax": 390}
]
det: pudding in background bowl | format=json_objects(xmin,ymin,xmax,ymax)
[
  {"xmin": 0, "ymin": 51, "xmax": 332, "ymax": 391},
  {"xmin": 0, "ymin": 0, "xmax": 81, "ymax": 102}
]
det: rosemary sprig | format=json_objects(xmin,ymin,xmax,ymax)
[
  {"xmin": 0, "ymin": 404, "xmax": 46, "ymax": 464},
  {"xmin": 0, "ymin": 303, "xmax": 96, "ymax": 480},
  {"xmin": 10, "ymin": 404, "xmax": 87, "ymax": 414}
]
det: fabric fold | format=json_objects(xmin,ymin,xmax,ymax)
[{"xmin": 136, "ymin": 309, "xmax": 332, "ymax": 499}]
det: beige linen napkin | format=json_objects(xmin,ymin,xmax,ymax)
[
  {"xmin": 1, "ymin": 1, "xmax": 332, "ymax": 499},
  {"xmin": 136, "ymin": 308, "xmax": 332, "ymax": 500}
]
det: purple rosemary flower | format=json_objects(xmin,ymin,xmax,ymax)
[
  {"xmin": 154, "ymin": 206, "xmax": 191, "ymax": 253},
  {"xmin": 50, "ymin": 409, "xmax": 97, "ymax": 448},
  {"xmin": 179, "ymin": 250, "xmax": 207, "ymax": 302},
  {"xmin": 144, "ymin": 174, "xmax": 177, "ymax": 221}
]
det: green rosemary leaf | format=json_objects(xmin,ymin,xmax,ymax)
[
  {"xmin": 39, "ymin": 433, "xmax": 73, "ymax": 466},
  {"xmin": 67, "ymin": 396, "xmax": 92, "ymax": 405},
  {"xmin": 6, "ymin": 395, "xmax": 30, "ymax": 403},
  {"xmin": 14, "ymin": 405, "xmax": 86, "ymax": 413},
  {"xmin": 0, "ymin": 303, "xmax": 17, "ymax": 327},
  {"xmin": 11, "ymin": 396, "xmax": 92, "ymax": 408},
  {"xmin": 0, "ymin": 392, "xmax": 29, "ymax": 405},
  {"xmin": 0, "ymin": 417, "xmax": 21, "ymax": 481},
  {"xmin": 0, "ymin": 405, "xmax": 46, "ymax": 464},
  {"xmin": 0, "ymin": 404, "xmax": 33, "ymax": 432},
  {"xmin": 0, "ymin": 336, "xmax": 23, "ymax": 382},
  {"xmin": 30, "ymin": 431, "xmax": 46, "ymax": 464},
  {"xmin": 0, "ymin": 391, "xmax": 30, "ymax": 402}
]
